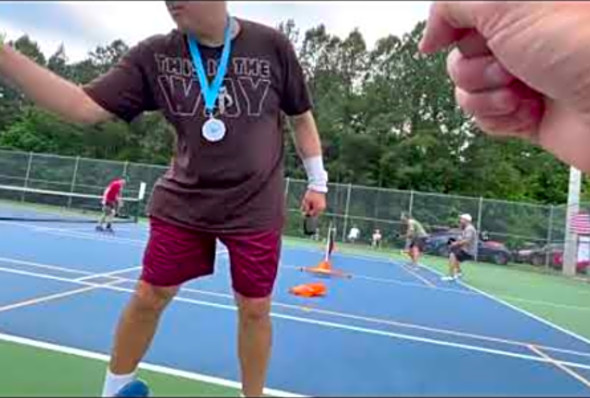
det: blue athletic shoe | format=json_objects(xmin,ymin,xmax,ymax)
[{"xmin": 114, "ymin": 379, "xmax": 150, "ymax": 397}]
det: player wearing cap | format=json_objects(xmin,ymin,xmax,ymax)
[{"xmin": 442, "ymin": 214, "xmax": 477, "ymax": 281}]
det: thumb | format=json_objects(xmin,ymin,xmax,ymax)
[{"xmin": 419, "ymin": 2, "xmax": 489, "ymax": 54}]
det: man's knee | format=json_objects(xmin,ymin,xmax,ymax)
[
  {"xmin": 131, "ymin": 280, "xmax": 178, "ymax": 314},
  {"xmin": 236, "ymin": 294, "xmax": 271, "ymax": 323}
]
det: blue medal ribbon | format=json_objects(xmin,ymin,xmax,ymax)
[{"xmin": 187, "ymin": 17, "xmax": 233, "ymax": 116}]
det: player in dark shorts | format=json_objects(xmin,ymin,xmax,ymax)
[
  {"xmin": 0, "ymin": 2, "xmax": 328, "ymax": 396},
  {"xmin": 442, "ymin": 214, "xmax": 478, "ymax": 281},
  {"xmin": 401, "ymin": 212, "xmax": 428, "ymax": 267}
]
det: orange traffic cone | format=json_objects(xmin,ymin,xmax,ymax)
[
  {"xmin": 302, "ymin": 260, "xmax": 351, "ymax": 278},
  {"xmin": 289, "ymin": 282, "xmax": 327, "ymax": 297}
]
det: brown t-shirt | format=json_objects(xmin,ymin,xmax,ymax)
[{"xmin": 83, "ymin": 19, "xmax": 312, "ymax": 233}]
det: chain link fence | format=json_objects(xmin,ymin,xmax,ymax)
[{"xmin": 1, "ymin": 148, "xmax": 587, "ymax": 276}]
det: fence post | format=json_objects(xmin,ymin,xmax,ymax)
[
  {"xmin": 20, "ymin": 151, "xmax": 34, "ymax": 202},
  {"xmin": 285, "ymin": 177, "xmax": 290, "ymax": 199},
  {"xmin": 408, "ymin": 190, "xmax": 415, "ymax": 216},
  {"xmin": 475, "ymin": 196, "xmax": 484, "ymax": 262},
  {"xmin": 341, "ymin": 183, "xmax": 353, "ymax": 242},
  {"xmin": 67, "ymin": 156, "xmax": 80, "ymax": 208},
  {"xmin": 545, "ymin": 205, "xmax": 554, "ymax": 269},
  {"xmin": 122, "ymin": 160, "xmax": 129, "ymax": 178},
  {"xmin": 23, "ymin": 151, "xmax": 33, "ymax": 188}
]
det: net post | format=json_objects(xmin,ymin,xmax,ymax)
[
  {"xmin": 325, "ymin": 221, "xmax": 334, "ymax": 263},
  {"xmin": 408, "ymin": 190, "xmax": 414, "ymax": 217},
  {"xmin": 134, "ymin": 181, "xmax": 147, "ymax": 222},
  {"xmin": 67, "ymin": 156, "xmax": 80, "ymax": 208},
  {"xmin": 138, "ymin": 181, "xmax": 147, "ymax": 201}
]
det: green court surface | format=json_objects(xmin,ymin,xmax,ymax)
[{"xmin": 0, "ymin": 337, "xmax": 239, "ymax": 397}]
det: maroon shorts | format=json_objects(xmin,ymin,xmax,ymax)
[{"xmin": 141, "ymin": 217, "xmax": 281, "ymax": 298}]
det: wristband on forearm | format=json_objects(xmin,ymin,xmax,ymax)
[{"xmin": 302, "ymin": 155, "xmax": 328, "ymax": 193}]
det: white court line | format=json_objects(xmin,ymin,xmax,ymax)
[
  {"xmin": 0, "ymin": 256, "xmax": 92, "ymax": 276},
  {"xmin": 0, "ymin": 266, "xmax": 139, "ymax": 312},
  {"xmin": 4, "ymin": 256, "xmax": 588, "ymax": 360},
  {"xmin": 289, "ymin": 244, "xmax": 590, "ymax": 348},
  {"xmin": 1, "ymin": 264, "xmax": 590, "ymax": 371},
  {"xmin": 281, "ymin": 263, "xmax": 474, "ymax": 296},
  {"xmin": 0, "ymin": 222, "xmax": 229, "ymax": 259},
  {"xmin": 0, "ymin": 285, "xmax": 100, "ymax": 312},
  {"xmin": 10, "ymin": 223, "xmax": 585, "ymax": 309},
  {"xmin": 33, "ymin": 229, "xmax": 147, "ymax": 246},
  {"xmin": 498, "ymin": 295, "xmax": 590, "ymax": 313},
  {"xmin": 416, "ymin": 262, "xmax": 590, "ymax": 349},
  {"xmin": 529, "ymin": 344, "xmax": 590, "ymax": 390},
  {"xmin": 4, "ymin": 223, "xmax": 590, "ymax": 335},
  {"xmin": 171, "ymin": 283, "xmax": 590, "ymax": 360},
  {"xmin": 310, "ymin": 264, "xmax": 590, "ymax": 312},
  {"xmin": 74, "ymin": 266, "xmax": 141, "ymax": 282},
  {"xmin": 399, "ymin": 263, "xmax": 436, "ymax": 288},
  {"xmin": 0, "ymin": 332, "xmax": 304, "ymax": 398},
  {"xmin": 0, "ymin": 221, "xmax": 147, "ymax": 246}
]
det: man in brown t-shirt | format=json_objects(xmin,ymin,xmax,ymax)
[{"xmin": 0, "ymin": 2, "xmax": 327, "ymax": 396}]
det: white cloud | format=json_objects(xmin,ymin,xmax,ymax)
[
  {"xmin": 4, "ymin": 1, "xmax": 431, "ymax": 62},
  {"xmin": 0, "ymin": 17, "xmax": 92, "ymax": 62},
  {"xmin": 319, "ymin": 1, "xmax": 431, "ymax": 46},
  {"xmin": 62, "ymin": 1, "xmax": 175, "ymax": 45}
]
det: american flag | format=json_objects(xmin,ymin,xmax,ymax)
[{"xmin": 570, "ymin": 212, "xmax": 590, "ymax": 235}]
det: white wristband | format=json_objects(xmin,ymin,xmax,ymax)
[{"xmin": 302, "ymin": 155, "xmax": 328, "ymax": 193}]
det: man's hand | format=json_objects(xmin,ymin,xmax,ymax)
[
  {"xmin": 419, "ymin": 2, "xmax": 590, "ymax": 172},
  {"xmin": 300, "ymin": 190, "xmax": 326, "ymax": 218},
  {"xmin": 450, "ymin": 239, "xmax": 466, "ymax": 249}
]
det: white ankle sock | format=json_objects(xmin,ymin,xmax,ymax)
[{"xmin": 101, "ymin": 368, "xmax": 137, "ymax": 397}]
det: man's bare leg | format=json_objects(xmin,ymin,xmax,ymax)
[
  {"xmin": 102, "ymin": 281, "xmax": 178, "ymax": 396},
  {"xmin": 235, "ymin": 293, "xmax": 272, "ymax": 397},
  {"xmin": 448, "ymin": 252, "xmax": 459, "ymax": 277}
]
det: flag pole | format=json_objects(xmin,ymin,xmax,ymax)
[{"xmin": 564, "ymin": 166, "xmax": 581, "ymax": 276}]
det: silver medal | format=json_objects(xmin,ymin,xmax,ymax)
[{"xmin": 202, "ymin": 118, "xmax": 226, "ymax": 142}]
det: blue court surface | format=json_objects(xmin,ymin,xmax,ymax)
[{"xmin": 1, "ymin": 219, "xmax": 590, "ymax": 396}]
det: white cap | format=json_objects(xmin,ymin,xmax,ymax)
[{"xmin": 460, "ymin": 213, "xmax": 472, "ymax": 222}]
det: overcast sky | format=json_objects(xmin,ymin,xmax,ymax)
[{"xmin": 0, "ymin": 1, "xmax": 431, "ymax": 62}]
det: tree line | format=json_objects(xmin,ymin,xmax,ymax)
[{"xmin": 0, "ymin": 19, "xmax": 586, "ymax": 205}]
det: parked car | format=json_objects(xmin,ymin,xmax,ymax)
[
  {"xmin": 513, "ymin": 243, "xmax": 541, "ymax": 264},
  {"xmin": 423, "ymin": 229, "xmax": 512, "ymax": 265},
  {"xmin": 514, "ymin": 243, "xmax": 589, "ymax": 273}
]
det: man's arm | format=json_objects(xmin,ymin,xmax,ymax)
[
  {"xmin": 290, "ymin": 110, "xmax": 328, "ymax": 193},
  {"xmin": 452, "ymin": 239, "xmax": 469, "ymax": 248},
  {"xmin": 452, "ymin": 229, "xmax": 475, "ymax": 248},
  {"xmin": 0, "ymin": 40, "xmax": 113, "ymax": 125}
]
